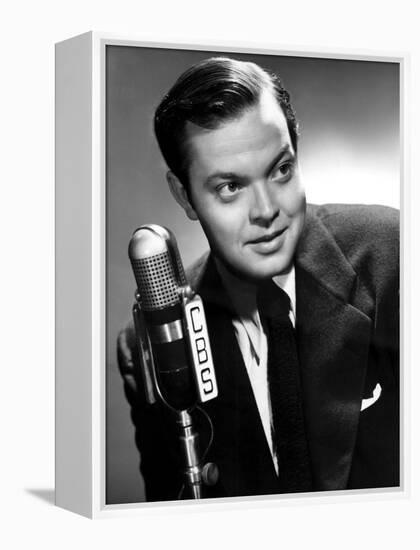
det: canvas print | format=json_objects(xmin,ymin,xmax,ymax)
[{"xmin": 105, "ymin": 45, "xmax": 400, "ymax": 504}]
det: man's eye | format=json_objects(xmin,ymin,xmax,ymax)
[
  {"xmin": 272, "ymin": 162, "xmax": 293, "ymax": 181},
  {"xmin": 217, "ymin": 182, "xmax": 241, "ymax": 198}
]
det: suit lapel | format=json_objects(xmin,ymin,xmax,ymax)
[{"xmin": 295, "ymin": 208, "xmax": 372, "ymax": 490}]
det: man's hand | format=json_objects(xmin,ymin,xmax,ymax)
[{"xmin": 116, "ymin": 321, "xmax": 137, "ymax": 394}]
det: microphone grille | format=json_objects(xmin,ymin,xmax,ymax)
[{"xmin": 131, "ymin": 250, "xmax": 179, "ymax": 310}]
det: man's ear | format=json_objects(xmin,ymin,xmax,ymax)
[{"xmin": 166, "ymin": 171, "xmax": 198, "ymax": 221}]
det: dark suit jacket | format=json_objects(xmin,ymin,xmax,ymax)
[{"xmin": 118, "ymin": 204, "xmax": 400, "ymax": 501}]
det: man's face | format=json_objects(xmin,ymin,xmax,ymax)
[{"xmin": 177, "ymin": 89, "xmax": 306, "ymax": 282}]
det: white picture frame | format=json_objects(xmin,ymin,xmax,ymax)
[{"xmin": 55, "ymin": 32, "xmax": 408, "ymax": 518}]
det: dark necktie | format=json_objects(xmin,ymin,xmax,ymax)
[{"xmin": 257, "ymin": 280, "xmax": 313, "ymax": 493}]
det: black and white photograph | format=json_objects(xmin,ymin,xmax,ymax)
[{"xmin": 106, "ymin": 45, "xmax": 400, "ymax": 504}]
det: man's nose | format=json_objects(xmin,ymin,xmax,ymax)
[{"xmin": 249, "ymin": 181, "xmax": 279, "ymax": 226}]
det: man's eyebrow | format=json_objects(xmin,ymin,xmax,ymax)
[
  {"xmin": 265, "ymin": 145, "xmax": 295, "ymax": 174},
  {"xmin": 205, "ymin": 171, "xmax": 243, "ymax": 186},
  {"xmin": 204, "ymin": 145, "xmax": 294, "ymax": 186}
]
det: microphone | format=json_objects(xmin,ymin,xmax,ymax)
[
  {"xmin": 128, "ymin": 224, "xmax": 219, "ymax": 498},
  {"xmin": 128, "ymin": 224, "xmax": 217, "ymax": 411}
]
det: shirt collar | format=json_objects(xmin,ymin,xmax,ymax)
[
  {"xmin": 214, "ymin": 257, "xmax": 296, "ymax": 318},
  {"xmin": 213, "ymin": 258, "xmax": 296, "ymax": 362},
  {"xmin": 273, "ymin": 267, "xmax": 296, "ymax": 320}
]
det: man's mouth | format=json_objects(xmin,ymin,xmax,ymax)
[{"xmin": 249, "ymin": 228, "xmax": 286, "ymax": 244}]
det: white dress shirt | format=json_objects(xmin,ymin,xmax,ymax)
[{"xmin": 215, "ymin": 260, "xmax": 296, "ymax": 474}]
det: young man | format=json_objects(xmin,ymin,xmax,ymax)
[{"xmin": 117, "ymin": 57, "xmax": 399, "ymax": 501}]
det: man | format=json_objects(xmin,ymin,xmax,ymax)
[{"xmin": 117, "ymin": 57, "xmax": 399, "ymax": 501}]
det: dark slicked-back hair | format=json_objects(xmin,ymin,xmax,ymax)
[{"xmin": 154, "ymin": 57, "xmax": 299, "ymax": 194}]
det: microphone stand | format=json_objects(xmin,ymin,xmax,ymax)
[{"xmin": 176, "ymin": 410, "xmax": 203, "ymax": 499}]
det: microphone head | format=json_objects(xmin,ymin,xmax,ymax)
[{"xmin": 128, "ymin": 225, "xmax": 186, "ymax": 311}]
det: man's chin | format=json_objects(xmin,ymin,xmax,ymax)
[
  {"xmin": 248, "ymin": 252, "xmax": 293, "ymax": 279},
  {"xmin": 220, "ymin": 257, "xmax": 293, "ymax": 283}
]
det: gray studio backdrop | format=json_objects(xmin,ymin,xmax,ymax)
[{"xmin": 106, "ymin": 45, "xmax": 399, "ymax": 504}]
